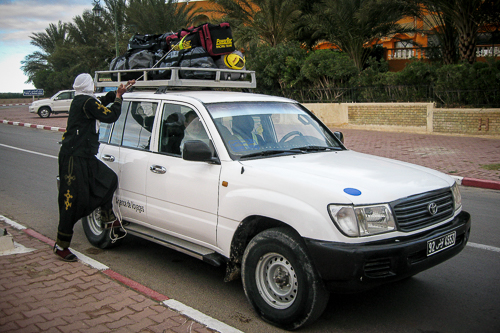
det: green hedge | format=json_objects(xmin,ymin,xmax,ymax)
[{"xmin": 246, "ymin": 43, "xmax": 500, "ymax": 107}]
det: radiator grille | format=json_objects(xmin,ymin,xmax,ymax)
[{"xmin": 392, "ymin": 189, "xmax": 454, "ymax": 232}]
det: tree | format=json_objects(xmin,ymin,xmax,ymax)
[
  {"xmin": 126, "ymin": 0, "xmax": 202, "ymax": 34},
  {"xmin": 306, "ymin": 0, "xmax": 419, "ymax": 71},
  {"xmin": 417, "ymin": 0, "xmax": 500, "ymax": 64},
  {"xmin": 246, "ymin": 42, "xmax": 307, "ymax": 92},
  {"xmin": 21, "ymin": 21, "xmax": 69, "ymax": 88},
  {"xmin": 67, "ymin": 10, "xmax": 117, "ymax": 74},
  {"xmin": 419, "ymin": 5, "xmax": 458, "ymax": 65},
  {"xmin": 208, "ymin": 0, "xmax": 302, "ymax": 48}
]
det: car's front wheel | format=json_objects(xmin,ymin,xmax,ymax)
[
  {"xmin": 241, "ymin": 227, "xmax": 329, "ymax": 330},
  {"xmin": 82, "ymin": 208, "xmax": 123, "ymax": 249},
  {"xmin": 38, "ymin": 107, "xmax": 51, "ymax": 118}
]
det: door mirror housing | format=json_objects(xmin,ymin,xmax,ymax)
[
  {"xmin": 334, "ymin": 131, "xmax": 344, "ymax": 144},
  {"xmin": 182, "ymin": 140, "xmax": 220, "ymax": 164}
]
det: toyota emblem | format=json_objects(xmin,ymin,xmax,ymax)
[{"xmin": 428, "ymin": 202, "xmax": 438, "ymax": 215}]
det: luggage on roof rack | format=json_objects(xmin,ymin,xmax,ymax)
[{"xmin": 94, "ymin": 67, "xmax": 257, "ymax": 89}]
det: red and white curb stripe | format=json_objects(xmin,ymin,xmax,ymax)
[
  {"xmin": 2, "ymin": 120, "xmax": 65, "ymax": 132},
  {"xmin": 0, "ymin": 103, "xmax": 30, "ymax": 106},
  {"xmin": 452, "ymin": 175, "xmax": 500, "ymax": 190},
  {"xmin": 0, "ymin": 215, "xmax": 243, "ymax": 333}
]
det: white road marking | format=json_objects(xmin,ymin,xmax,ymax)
[
  {"xmin": 163, "ymin": 299, "xmax": 244, "ymax": 333},
  {"xmin": 0, "ymin": 143, "xmax": 57, "ymax": 159},
  {"xmin": 467, "ymin": 242, "xmax": 500, "ymax": 253}
]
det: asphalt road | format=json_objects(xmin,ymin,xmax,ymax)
[{"xmin": 1, "ymin": 124, "xmax": 499, "ymax": 333}]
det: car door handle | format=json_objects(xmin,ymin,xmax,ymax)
[
  {"xmin": 150, "ymin": 165, "xmax": 167, "ymax": 174},
  {"xmin": 102, "ymin": 154, "xmax": 115, "ymax": 162}
]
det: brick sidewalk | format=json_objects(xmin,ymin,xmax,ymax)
[
  {"xmin": 340, "ymin": 128, "xmax": 500, "ymax": 183},
  {"xmin": 0, "ymin": 219, "xmax": 218, "ymax": 333}
]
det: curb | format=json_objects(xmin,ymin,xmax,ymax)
[
  {"xmin": 2, "ymin": 119, "xmax": 66, "ymax": 132},
  {"xmin": 16, "ymin": 222, "xmax": 170, "ymax": 302},
  {"xmin": 462, "ymin": 177, "xmax": 500, "ymax": 190},
  {"xmin": 1, "ymin": 215, "xmax": 243, "ymax": 333},
  {"xmin": 0, "ymin": 103, "xmax": 30, "ymax": 106},
  {"xmin": 2, "ymin": 118, "xmax": 499, "ymax": 191}
]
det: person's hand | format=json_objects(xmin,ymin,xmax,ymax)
[{"xmin": 116, "ymin": 80, "xmax": 136, "ymax": 99}]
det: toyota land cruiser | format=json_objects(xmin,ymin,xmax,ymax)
[{"xmin": 82, "ymin": 68, "xmax": 471, "ymax": 330}]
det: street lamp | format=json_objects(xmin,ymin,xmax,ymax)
[
  {"xmin": 92, "ymin": 0, "xmax": 103, "ymax": 17},
  {"xmin": 92, "ymin": 0, "xmax": 119, "ymax": 58}
]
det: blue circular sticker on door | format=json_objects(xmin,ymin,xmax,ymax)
[{"xmin": 344, "ymin": 188, "xmax": 362, "ymax": 196}]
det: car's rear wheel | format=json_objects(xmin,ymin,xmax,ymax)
[
  {"xmin": 242, "ymin": 227, "xmax": 329, "ymax": 330},
  {"xmin": 82, "ymin": 208, "xmax": 123, "ymax": 249},
  {"xmin": 38, "ymin": 107, "xmax": 51, "ymax": 118}
]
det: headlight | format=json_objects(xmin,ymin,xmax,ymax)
[
  {"xmin": 451, "ymin": 182, "xmax": 462, "ymax": 212},
  {"xmin": 328, "ymin": 204, "xmax": 395, "ymax": 237}
]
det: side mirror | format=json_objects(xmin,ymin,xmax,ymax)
[
  {"xmin": 334, "ymin": 131, "xmax": 344, "ymax": 144},
  {"xmin": 182, "ymin": 140, "xmax": 220, "ymax": 164}
]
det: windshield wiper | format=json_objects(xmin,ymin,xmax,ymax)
[
  {"xmin": 240, "ymin": 149, "xmax": 305, "ymax": 159},
  {"xmin": 294, "ymin": 146, "xmax": 342, "ymax": 152}
]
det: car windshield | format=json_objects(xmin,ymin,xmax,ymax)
[{"xmin": 206, "ymin": 101, "xmax": 343, "ymax": 160}]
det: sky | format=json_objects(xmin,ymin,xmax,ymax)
[{"xmin": 0, "ymin": 0, "xmax": 91, "ymax": 93}]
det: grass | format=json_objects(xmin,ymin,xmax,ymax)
[{"xmin": 480, "ymin": 163, "xmax": 500, "ymax": 171}]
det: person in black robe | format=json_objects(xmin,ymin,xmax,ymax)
[{"xmin": 54, "ymin": 73, "xmax": 135, "ymax": 261}]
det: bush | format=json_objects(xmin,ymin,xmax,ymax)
[
  {"xmin": 434, "ymin": 61, "xmax": 500, "ymax": 106},
  {"xmin": 392, "ymin": 61, "xmax": 437, "ymax": 86},
  {"xmin": 350, "ymin": 56, "xmax": 389, "ymax": 86},
  {"xmin": 301, "ymin": 50, "xmax": 358, "ymax": 88},
  {"xmin": 246, "ymin": 42, "xmax": 308, "ymax": 93},
  {"xmin": 247, "ymin": 43, "xmax": 500, "ymax": 106},
  {"xmin": 0, "ymin": 93, "xmax": 24, "ymax": 99}
]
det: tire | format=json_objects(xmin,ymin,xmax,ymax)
[
  {"xmin": 38, "ymin": 107, "xmax": 51, "ymax": 118},
  {"xmin": 82, "ymin": 208, "xmax": 123, "ymax": 249},
  {"xmin": 242, "ymin": 227, "xmax": 329, "ymax": 330}
]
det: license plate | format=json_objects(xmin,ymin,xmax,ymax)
[{"xmin": 427, "ymin": 231, "xmax": 456, "ymax": 256}]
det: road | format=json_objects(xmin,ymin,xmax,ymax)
[{"xmin": 1, "ymin": 123, "xmax": 499, "ymax": 333}]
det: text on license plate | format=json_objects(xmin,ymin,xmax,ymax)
[{"xmin": 427, "ymin": 231, "xmax": 456, "ymax": 256}]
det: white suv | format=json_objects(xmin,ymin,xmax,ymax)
[
  {"xmin": 83, "ymin": 69, "xmax": 471, "ymax": 330},
  {"xmin": 29, "ymin": 90, "xmax": 75, "ymax": 118}
]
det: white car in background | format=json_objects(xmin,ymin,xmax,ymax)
[
  {"xmin": 29, "ymin": 90, "xmax": 75, "ymax": 118},
  {"xmin": 82, "ymin": 68, "xmax": 471, "ymax": 330}
]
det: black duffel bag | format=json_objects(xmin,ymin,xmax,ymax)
[
  {"xmin": 109, "ymin": 49, "xmax": 155, "ymax": 81},
  {"xmin": 152, "ymin": 49, "xmax": 182, "ymax": 80},
  {"xmin": 179, "ymin": 47, "xmax": 218, "ymax": 80},
  {"xmin": 128, "ymin": 34, "xmax": 162, "ymax": 52}
]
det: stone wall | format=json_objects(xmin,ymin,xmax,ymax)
[
  {"xmin": 305, "ymin": 102, "xmax": 500, "ymax": 136},
  {"xmin": 433, "ymin": 109, "xmax": 500, "ymax": 135},
  {"xmin": 347, "ymin": 103, "xmax": 429, "ymax": 127}
]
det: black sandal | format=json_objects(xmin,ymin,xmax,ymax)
[{"xmin": 53, "ymin": 244, "xmax": 77, "ymax": 262}]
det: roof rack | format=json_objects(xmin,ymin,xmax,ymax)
[{"xmin": 94, "ymin": 67, "xmax": 256, "ymax": 90}]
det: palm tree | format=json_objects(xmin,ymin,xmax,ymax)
[
  {"xmin": 417, "ymin": 0, "xmax": 500, "ymax": 64},
  {"xmin": 306, "ymin": 0, "xmax": 419, "ymax": 71},
  {"xmin": 21, "ymin": 21, "xmax": 69, "ymax": 82},
  {"xmin": 208, "ymin": 0, "xmax": 302, "ymax": 48},
  {"xmin": 126, "ymin": 0, "xmax": 203, "ymax": 34},
  {"xmin": 419, "ymin": 4, "xmax": 458, "ymax": 65},
  {"xmin": 66, "ymin": 10, "xmax": 117, "ymax": 74}
]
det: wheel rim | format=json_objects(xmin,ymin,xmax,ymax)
[
  {"xmin": 39, "ymin": 109, "xmax": 49, "ymax": 117},
  {"xmin": 87, "ymin": 208, "xmax": 104, "ymax": 236},
  {"xmin": 255, "ymin": 252, "xmax": 298, "ymax": 309}
]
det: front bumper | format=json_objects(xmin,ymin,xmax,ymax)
[{"xmin": 305, "ymin": 211, "xmax": 471, "ymax": 292}]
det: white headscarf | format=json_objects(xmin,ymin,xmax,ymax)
[{"xmin": 73, "ymin": 73, "xmax": 96, "ymax": 99}]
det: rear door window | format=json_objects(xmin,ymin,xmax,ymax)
[{"xmin": 120, "ymin": 101, "xmax": 158, "ymax": 150}]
